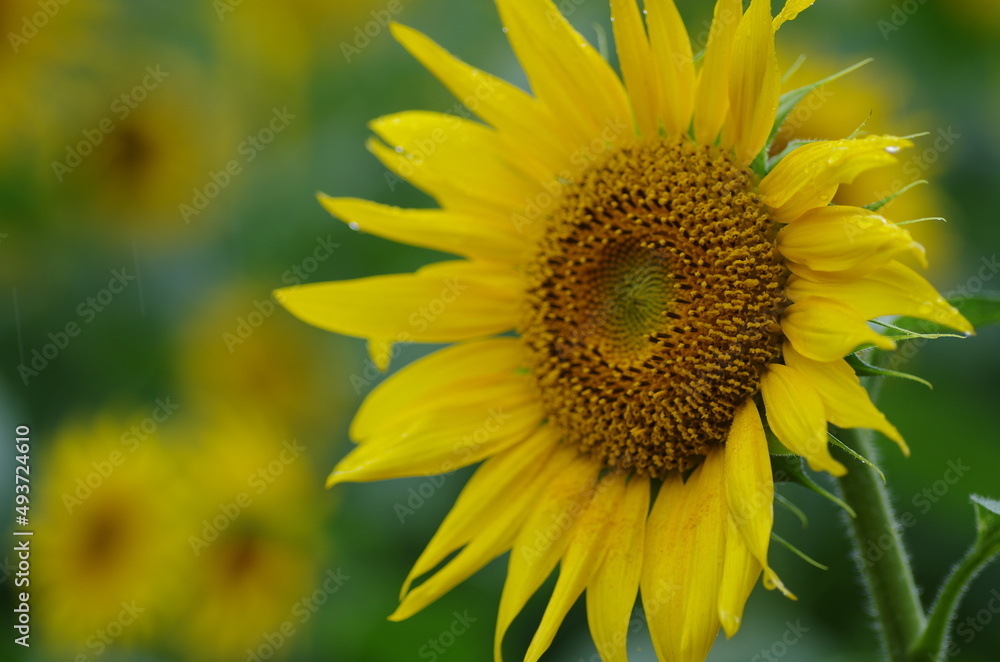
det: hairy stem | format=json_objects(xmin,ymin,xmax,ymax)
[{"xmin": 834, "ymin": 426, "xmax": 927, "ymax": 661}]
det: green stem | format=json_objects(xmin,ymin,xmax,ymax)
[
  {"xmin": 833, "ymin": 426, "xmax": 927, "ymax": 661},
  {"xmin": 910, "ymin": 529, "xmax": 1000, "ymax": 660}
]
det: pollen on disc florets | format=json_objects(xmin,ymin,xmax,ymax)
[{"xmin": 521, "ymin": 137, "xmax": 786, "ymax": 478}]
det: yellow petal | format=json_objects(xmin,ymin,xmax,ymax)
[
  {"xmin": 760, "ymin": 135, "xmax": 913, "ymax": 223},
  {"xmin": 390, "ymin": 22, "xmax": 572, "ymax": 177},
  {"xmin": 495, "ymin": 0, "xmax": 631, "ymax": 148},
  {"xmin": 495, "ymin": 455, "xmax": 601, "ymax": 662},
  {"xmin": 728, "ymin": 0, "xmax": 781, "ymax": 164},
  {"xmin": 524, "ymin": 472, "xmax": 628, "ymax": 662},
  {"xmin": 787, "ymin": 261, "xmax": 974, "ymax": 335},
  {"xmin": 761, "ymin": 364, "xmax": 846, "ymax": 476},
  {"xmin": 776, "ymin": 205, "xmax": 926, "ymax": 275},
  {"xmin": 718, "ymin": 517, "xmax": 762, "ymax": 638},
  {"xmin": 610, "ymin": 0, "xmax": 663, "ymax": 137},
  {"xmin": 586, "ymin": 474, "xmax": 650, "ymax": 662},
  {"xmin": 392, "ymin": 444, "xmax": 579, "ymax": 621},
  {"xmin": 643, "ymin": 449, "xmax": 727, "ymax": 662},
  {"xmin": 723, "ymin": 401, "xmax": 790, "ymax": 599},
  {"xmin": 782, "ymin": 295, "xmax": 897, "ymax": 362},
  {"xmin": 694, "ymin": 0, "xmax": 742, "ymax": 145},
  {"xmin": 327, "ymin": 397, "xmax": 544, "ymax": 486},
  {"xmin": 782, "ymin": 343, "xmax": 908, "ymax": 454},
  {"xmin": 369, "ymin": 111, "xmax": 543, "ymax": 213},
  {"xmin": 320, "ymin": 195, "xmax": 527, "ymax": 263},
  {"xmin": 646, "ymin": 0, "xmax": 695, "ymax": 136},
  {"xmin": 400, "ymin": 425, "xmax": 562, "ymax": 598},
  {"xmin": 773, "ymin": 0, "xmax": 815, "ymax": 29},
  {"xmin": 351, "ymin": 338, "xmax": 525, "ymax": 441},
  {"xmin": 274, "ymin": 260, "xmax": 520, "ymax": 344}
]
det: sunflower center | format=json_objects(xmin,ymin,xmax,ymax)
[{"xmin": 522, "ymin": 137, "xmax": 785, "ymax": 478}]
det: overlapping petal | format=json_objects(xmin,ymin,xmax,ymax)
[
  {"xmin": 761, "ymin": 364, "xmax": 847, "ymax": 476},
  {"xmin": 777, "ymin": 205, "xmax": 926, "ymax": 276},
  {"xmin": 643, "ymin": 449, "xmax": 727, "ymax": 662},
  {"xmin": 646, "ymin": 0, "xmax": 695, "ymax": 136},
  {"xmin": 727, "ymin": 0, "xmax": 781, "ymax": 164},
  {"xmin": 761, "ymin": 135, "xmax": 913, "ymax": 223},
  {"xmin": 782, "ymin": 296, "xmax": 897, "ymax": 361}
]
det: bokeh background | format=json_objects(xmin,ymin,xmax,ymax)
[{"xmin": 1, "ymin": 0, "xmax": 999, "ymax": 660}]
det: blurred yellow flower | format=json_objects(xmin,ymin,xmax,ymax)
[
  {"xmin": 175, "ymin": 283, "xmax": 352, "ymax": 436},
  {"xmin": 34, "ymin": 415, "xmax": 188, "ymax": 656},
  {"xmin": 53, "ymin": 57, "xmax": 242, "ymax": 240},
  {"xmin": 175, "ymin": 415, "xmax": 327, "ymax": 661},
  {"xmin": 0, "ymin": 0, "xmax": 112, "ymax": 162},
  {"xmin": 774, "ymin": 52, "xmax": 959, "ymax": 277}
]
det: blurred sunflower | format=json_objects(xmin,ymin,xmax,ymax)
[
  {"xmin": 175, "ymin": 415, "xmax": 326, "ymax": 661},
  {"xmin": 0, "ymin": 0, "xmax": 111, "ymax": 164},
  {"xmin": 278, "ymin": 0, "xmax": 973, "ymax": 660},
  {"xmin": 55, "ymin": 57, "xmax": 241, "ymax": 241},
  {"xmin": 34, "ymin": 416, "xmax": 187, "ymax": 654},
  {"xmin": 212, "ymin": 0, "xmax": 389, "ymax": 103},
  {"xmin": 175, "ymin": 284, "xmax": 351, "ymax": 436},
  {"xmin": 773, "ymin": 53, "xmax": 958, "ymax": 278}
]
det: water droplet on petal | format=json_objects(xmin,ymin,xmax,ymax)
[
  {"xmin": 917, "ymin": 302, "xmax": 933, "ymax": 315},
  {"xmin": 394, "ymin": 146, "xmax": 404, "ymax": 153},
  {"xmin": 885, "ymin": 145, "xmax": 901, "ymax": 154},
  {"xmin": 349, "ymin": 222, "xmax": 360, "ymax": 231}
]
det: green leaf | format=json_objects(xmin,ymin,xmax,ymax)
[
  {"xmin": 864, "ymin": 179, "xmax": 928, "ymax": 212},
  {"xmin": 845, "ymin": 353, "xmax": 933, "ymax": 389},
  {"xmin": 771, "ymin": 454, "xmax": 856, "ymax": 518}
]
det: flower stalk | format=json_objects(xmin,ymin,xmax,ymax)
[{"xmin": 834, "ymin": 425, "xmax": 927, "ymax": 662}]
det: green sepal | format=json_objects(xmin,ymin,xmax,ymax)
[
  {"xmin": 771, "ymin": 531, "xmax": 829, "ymax": 570},
  {"xmin": 882, "ymin": 291, "xmax": 1000, "ymax": 339},
  {"xmin": 971, "ymin": 494, "xmax": 1000, "ymax": 548},
  {"xmin": 770, "ymin": 453, "xmax": 856, "ymax": 518},
  {"xmin": 828, "ymin": 431, "xmax": 886, "ymax": 483},
  {"xmin": 766, "ymin": 58, "xmax": 874, "ymax": 156},
  {"xmin": 870, "ymin": 319, "xmax": 966, "ymax": 343},
  {"xmin": 864, "ymin": 179, "xmax": 928, "ymax": 212},
  {"xmin": 775, "ymin": 492, "xmax": 809, "ymax": 529},
  {"xmin": 845, "ymin": 353, "xmax": 933, "ymax": 389}
]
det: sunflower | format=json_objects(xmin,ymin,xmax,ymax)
[
  {"xmin": 34, "ymin": 416, "xmax": 188, "ymax": 654},
  {"xmin": 276, "ymin": 1, "xmax": 973, "ymax": 660}
]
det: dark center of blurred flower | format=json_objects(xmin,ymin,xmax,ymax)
[{"xmin": 521, "ymin": 137, "xmax": 785, "ymax": 478}]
